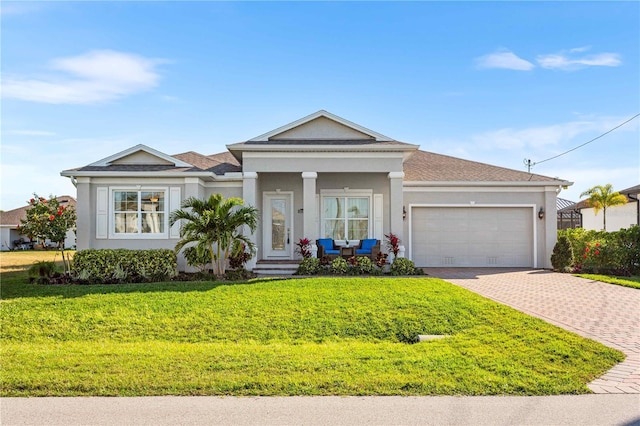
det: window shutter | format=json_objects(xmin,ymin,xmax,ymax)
[
  {"xmin": 374, "ymin": 194, "xmax": 383, "ymax": 240},
  {"xmin": 169, "ymin": 187, "xmax": 181, "ymax": 238},
  {"xmin": 96, "ymin": 187, "xmax": 108, "ymax": 239},
  {"xmin": 316, "ymin": 194, "xmax": 320, "ymax": 237}
]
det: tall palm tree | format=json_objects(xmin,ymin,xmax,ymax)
[
  {"xmin": 579, "ymin": 184, "xmax": 627, "ymax": 231},
  {"xmin": 169, "ymin": 194, "xmax": 258, "ymax": 276}
]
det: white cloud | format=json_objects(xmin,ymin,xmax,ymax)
[
  {"xmin": 8, "ymin": 130, "xmax": 56, "ymax": 136},
  {"xmin": 1, "ymin": 50, "xmax": 165, "ymax": 104},
  {"xmin": 475, "ymin": 50, "xmax": 535, "ymax": 71},
  {"xmin": 537, "ymin": 47, "xmax": 621, "ymax": 71},
  {"xmin": 470, "ymin": 115, "xmax": 636, "ymax": 151}
]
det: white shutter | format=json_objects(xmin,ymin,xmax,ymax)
[
  {"xmin": 373, "ymin": 194, "xmax": 383, "ymax": 240},
  {"xmin": 96, "ymin": 187, "xmax": 108, "ymax": 239},
  {"xmin": 169, "ymin": 187, "xmax": 181, "ymax": 238}
]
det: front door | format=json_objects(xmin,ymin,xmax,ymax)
[{"xmin": 263, "ymin": 192, "xmax": 293, "ymax": 259}]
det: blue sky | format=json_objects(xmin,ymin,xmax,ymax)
[{"xmin": 2, "ymin": 1, "xmax": 638, "ymax": 210}]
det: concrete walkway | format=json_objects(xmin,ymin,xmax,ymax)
[
  {"xmin": 2, "ymin": 395, "xmax": 639, "ymax": 426},
  {"xmin": 425, "ymin": 268, "xmax": 640, "ymax": 394}
]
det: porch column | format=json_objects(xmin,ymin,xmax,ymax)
[
  {"xmin": 243, "ymin": 172, "xmax": 258, "ymax": 270},
  {"xmin": 388, "ymin": 172, "xmax": 405, "ymax": 256},
  {"xmin": 302, "ymin": 172, "xmax": 318, "ymax": 258}
]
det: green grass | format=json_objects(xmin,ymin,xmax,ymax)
[
  {"xmin": 574, "ymin": 274, "xmax": 640, "ymax": 289},
  {"xmin": 0, "ymin": 271, "xmax": 623, "ymax": 396}
]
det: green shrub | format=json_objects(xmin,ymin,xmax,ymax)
[
  {"xmin": 182, "ymin": 245, "xmax": 211, "ymax": 273},
  {"xmin": 354, "ymin": 256, "xmax": 375, "ymax": 275},
  {"xmin": 330, "ymin": 257, "xmax": 349, "ymax": 275},
  {"xmin": 72, "ymin": 249, "xmax": 178, "ymax": 284},
  {"xmin": 616, "ymin": 226, "xmax": 640, "ymax": 275},
  {"xmin": 551, "ymin": 235, "xmax": 573, "ymax": 272},
  {"xmin": 390, "ymin": 257, "xmax": 420, "ymax": 276},
  {"xmin": 559, "ymin": 227, "xmax": 640, "ymax": 275},
  {"xmin": 296, "ymin": 258, "xmax": 321, "ymax": 275},
  {"xmin": 27, "ymin": 261, "xmax": 61, "ymax": 284}
]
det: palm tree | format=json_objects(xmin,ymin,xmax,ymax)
[
  {"xmin": 169, "ymin": 194, "xmax": 258, "ymax": 276},
  {"xmin": 579, "ymin": 184, "xmax": 627, "ymax": 231}
]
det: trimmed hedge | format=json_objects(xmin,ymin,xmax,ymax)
[
  {"xmin": 558, "ymin": 227, "xmax": 640, "ymax": 275},
  {"xmin": 72, "ymin": 249, "xmax": 178, "ymax": 284}
]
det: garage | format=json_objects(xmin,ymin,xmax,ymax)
[{"xmin": 410, "ymin": 206, "xmax": 535, "ymax": 267}]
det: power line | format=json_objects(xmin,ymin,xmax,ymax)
[{"xmin": 523, "ymin": 113, "xmax": 640, "ymax": 172}]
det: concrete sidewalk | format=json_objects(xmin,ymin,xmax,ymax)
[
  {"xmin": 425, "ymin": 268, "xmax": 640, "ymax": 394},
  {"xmin": 2, "ymin": 395, "xmax": 639, "ymax": 426}
]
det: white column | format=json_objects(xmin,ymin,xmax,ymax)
[
  {"xmin": 388, "ymin": 172, "xmax": 405, "ymax": 255},
  {"xmin": 302, "ymin": 172, "xmax": 318, "ymax": 239},
  {"xmin": 243, "ymin": 172, "xmax": 258, "ymax": 270}
]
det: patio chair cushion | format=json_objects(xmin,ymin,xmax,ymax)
[
  {"xmin": 317, "ymin": 238, "xmax": 340, "ymax": 255},
  {"xmin": 356, "ymin": 239, "xmax": 378, "ymax": 255}
]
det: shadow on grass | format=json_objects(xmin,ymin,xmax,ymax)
[{"xmin": 0, "ymin": 271, "xmax": 291, "ymax": 300}]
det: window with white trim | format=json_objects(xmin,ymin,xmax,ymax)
[
  {"xmin": 322, "ymin": 196, "xmax": 370, "ymax": 240},
  {"xmin": 112, "ymin": 190, "xmax": 167, "ymax": 236}
]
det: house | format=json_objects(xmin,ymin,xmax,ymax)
[
  {"xmin": 61, "ymin": 110, "xmax": 571, "ymax": 270},
  {"xmin": 557, "ymin": 197, "xmax": 582, "ymax": 230},
  {"xmin": 0, "ymin": 196, "xmax": 77, "ymax": 251},
  {"xmin": 573, "ymin": 184, "xmax": 639, "ymax": 232}
]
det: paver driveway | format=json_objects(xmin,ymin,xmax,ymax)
[{"xmin": 425, "ymin": 268, "xmax": 640, "ymax": 394}]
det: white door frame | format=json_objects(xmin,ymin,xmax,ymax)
[{"xmin": 262, "ymin": 191, "xmax": 294, "ymax": 259}]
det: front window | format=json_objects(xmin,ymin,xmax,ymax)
[
  {"xmin": 323, "ymin": 196, "xmax": 369, "ymax": 240},
  {"xmin": 113, "ymin": 190, "xmax": 166, "ymax": 235}
]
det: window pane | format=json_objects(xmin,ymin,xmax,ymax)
[
  {"xmin": 323, "ymin": 197, "xmax": 344, "ymax": 219},
  {"xmin": 347, "ymin": 198, "xmax": 368, "ymax": 219},
  {"xmin": 115, "ymin": 213, "xmax": 138, "ymax": 233},
  {"xmin": 348, "ymin": 220, "xmax": 368, "ymax": 240},
  {"xmin": 142, "ymin": 213, "xmax": 164, "ymax": 233},
  {"xmin": 324, "ymin": 220, "xmax": 344, "ymax": 240},
  {"xmin": 271, "ymin": 199, "xmax": 286, "ymax": 250}
]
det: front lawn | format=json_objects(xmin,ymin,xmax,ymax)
[
  {"xmin": 575, "ymin": 274, "xmax": 640, "ymax": 290},
  {"xmin": 0, "ymin": 272, "xmax": 623, "ymax": 396}
]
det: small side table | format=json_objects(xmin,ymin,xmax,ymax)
[{"xmin": 341, "ymin": 246, "xmax": 355, "ymax": 259}]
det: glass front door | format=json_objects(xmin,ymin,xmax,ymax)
[{"xmin": 263, "ymin": 193, "xmax": 292, "ymax": 258}]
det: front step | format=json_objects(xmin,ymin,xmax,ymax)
[{"xmin": 252, "ymin": 260, "xmax": 300, "ymax": 276}]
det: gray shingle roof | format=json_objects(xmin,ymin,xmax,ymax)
[{"xmin": 403, "ymin": 150, "xmax": 564, "ymax": 182}]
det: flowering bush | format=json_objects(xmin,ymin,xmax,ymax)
[
  {"xmin": 385, "ymin": 233, "xmax": 400, "ymax": 256},
  {"xmin": 19, "ymin": 194, "xmax": 76, "ymax": 275},
  {"xmin": 559, "ymin": 227, "xmax": 640, "ymax": 275},
  {"xmin": 296, "ymin": 237, "xmax": 312, "ymax": 259}
]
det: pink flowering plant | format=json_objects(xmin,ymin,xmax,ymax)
[
  {"xmin": 296, "ymin": 237, "xmax": 312, "ymax": 259},
  {"xmin": 580, "ymin": 240, "xmax": 614, "ymax": 274},
  {"xmin": 384, "ymin": 233, "xmax": 400, "ymax": 256}
]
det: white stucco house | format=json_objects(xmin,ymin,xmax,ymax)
[
  {"xmin": 574, "ymin": 184, "xmax": 639, "ymax": 232},
  {"xmin": 61, "ymin": 110, "xmax": 571, "ymax": 270}
]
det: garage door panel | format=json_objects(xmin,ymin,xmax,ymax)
[{"xmin": 412, "ymin": 207, "xmax": 533, "ymax": 267}]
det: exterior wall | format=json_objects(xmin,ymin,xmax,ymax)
[
  {"xmin": 402, "ymin": 186, "xmax": 555, "ymax": 268},
  {"xmin": 242, "ymin": 153, "xmax": 405, "ymax": 174},
  {"xmin": 273, "ymin": 117, "xmax": 372, "ymax": 140},
  {"xmin": 580, "ymin": 202, "xmax": 638, "ymax": 231}
]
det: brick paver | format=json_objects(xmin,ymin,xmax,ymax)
[{"xmin": 424, "ymin": 268, "xmax": 640, "ymax": 394}]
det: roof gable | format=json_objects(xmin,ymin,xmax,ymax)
[
  {"xmin": 249, "ymin": 110, "xmax": 394, "ymax": 142},
  {"xmin": 89, "ymin": 144, "xmax": 193, "ymax": 167}
]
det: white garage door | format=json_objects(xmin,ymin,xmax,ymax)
[{"xmin": 411, "ymin": 207, "xmax": 534, "ymax": 267}]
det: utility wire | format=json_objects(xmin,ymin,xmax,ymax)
[{"xmin": 524, "ymin": 113, "xmax": 640, "ymax": 172}]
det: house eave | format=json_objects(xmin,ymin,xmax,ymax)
[{"xmin": 403, "ymin": 180, "xmax": 573, "ymax": 187}]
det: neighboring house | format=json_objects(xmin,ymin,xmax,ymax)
[
  {"xmin": 557, "ymin": 197, "xmax": 582, "ymax": 230},
  {"xmin": 573, "ymin": 184, "xmax": 640, "ymax": 232},
  {"xmin": 61, "ymin": 110, "xmax": 571, "ymax": 270},
  {"xmin": 0, "ymin": 196, "xmax": 77, "ymax": 251}
]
